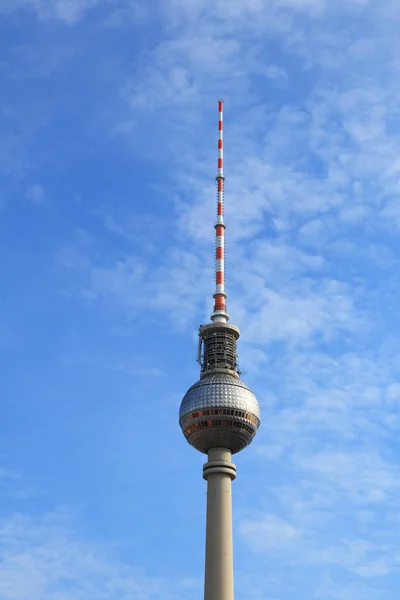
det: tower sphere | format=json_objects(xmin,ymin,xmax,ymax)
[{"xmin": 179, "ymin": 373, "xmax": 260, "ymax": 454}]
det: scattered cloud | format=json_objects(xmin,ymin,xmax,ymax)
[
  {"xmin": 0, "ymin": 510, "xmax": 197, "ymax": 600},
  {"xmin": 24, "ymin": 183, "xmax": 46, "ymax": 204},
  {"xmin": 240, "ymin": 514, "xmax": 300, "ymax": 552},
  {"xmin": 2, "ymin": 0, "xmax": 400, "ymax": 598},
  {"xmin": 0, "ymin": 0, "xmax": 100, "ymax": 23}
]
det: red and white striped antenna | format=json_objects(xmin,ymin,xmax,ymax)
[{"xmin": 211, "ymin": 99, "xmax": 229, "ymax": 323}]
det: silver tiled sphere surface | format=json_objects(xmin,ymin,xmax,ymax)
[{"xmin": 179, "ymin": 373, "xmax": 260, "ymax": 454}]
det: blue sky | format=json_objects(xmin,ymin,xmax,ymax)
[{"xmin": 1, "ymin": 0, "xmax": 400, "ymax": 598}]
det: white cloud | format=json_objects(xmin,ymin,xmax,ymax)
[
  {"xmin": 314, "ymin": 575, "xmax": 386, "ymax": 600},
  {"xmin": 24, "ymin": 184, "xmax": 46, "ymax": 204},
  {"xmin": 240, "ymin": 514, "xmax": 300, "ymax": 552},
  {"xmin": 295, "ymin": 449, "xmax": 400, "ymax": 504},
  {"xmin": 386, "ymin": 382, "xmax": 400, "ymax": 402},
  {"xmin": 0, "ymin": 510, "xmax": 198, "ymax": 600},
  {"xmin": 0, "ymin": 0, "xmax": 99, "ymax": 23},
  {"xmin": 33, "ymin": 0, "xmax": 400, "ymax": 596}
]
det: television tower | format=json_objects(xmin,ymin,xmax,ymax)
[{"xmin": 179, "ymin": 100, "xmax": 260, "ymax": 600}]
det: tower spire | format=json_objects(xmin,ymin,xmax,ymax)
[{"xmin": 211, "ymin": 99, "xmax": 228, "ymax": 323}]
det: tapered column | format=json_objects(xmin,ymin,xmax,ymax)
[{"xmin": 203, "ymin": 447, "xmax": 237, "ymax": 600}]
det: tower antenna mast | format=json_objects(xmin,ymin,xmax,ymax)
[{"xmin": 212, "ymin": 99, "xmax": 228, "ymax": 323}]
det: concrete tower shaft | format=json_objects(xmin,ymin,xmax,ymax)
[{"xmin": 203, "ymin": 448, "xmax": 236, "ymax": 600}]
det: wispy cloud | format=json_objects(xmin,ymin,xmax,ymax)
[
  {"xmin": 240, "ymin": 514, "xmax": 300, "ymax": 552},
  {"xmin": 24, "ymin": 183, "xmax": 46, "ymax": 204},
  {"xmin": 2, "ymin": 0, "xmax": 400, "ymax": 598},
  {"xmin": 0, "ymin": 467, "xmax": 199, "ymax": 600},
  {"xmin": 0, "ymin": 0, "xmax": 100, "ymax": 23},
  {"xmin": 0, "ymin": 511, "xmax": 195, "ymax": 600}
]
